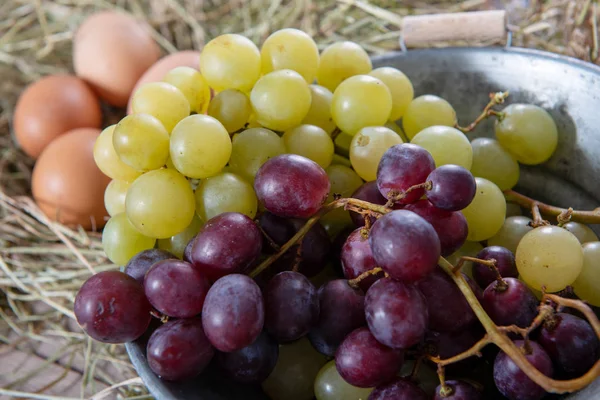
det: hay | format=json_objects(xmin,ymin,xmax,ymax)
[{"xmin": 0, "ymin": 0, "xmax": 596, "ymax": 398}]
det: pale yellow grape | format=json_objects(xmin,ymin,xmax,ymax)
[
  {"xmin": 470, "ymin": 137, "xmax": 519, "ymax": 190},
  {"xmin": 112, "ymin": 113, "xmax": 169, "ymax": 171},
  {"xmin": 411, "ymin": 125, "xmax": 472, "ymax": 169},
  {"xmin": 562, "ymin": 221, "xmax": 599, "ymax": 244},
  {"xmin": 93, "ymin": 125, "xmax": 141, "ymax": 182},
  {"xmin": 331, "ymin": 75, "xmax": 392, "ymax": 136},
  {"xmin": 283, "ymin": 125, "xmax": 334, "ymax": 168},
  {"xmin": 572, "ymin": 242, "xmax": 600, "ymax": 306},
  {"xmin": 446, "ymin": 241, "xmax": 484, "ymax": 279},
  {"xmin": 488, "ymin": 216, "xmax": 534, "ymax": 254},
  {"xmin": 229, "ymin": 128, "xmax": 285, "ymax": 181},
  {"xmin": 314, "ymin": 360, "xmax": 373, "ymax": 400},
  {"xmin": 102, "ymin": 213, "xmax": 155, "ymax": 266},
  {"xmin": 402, "ymin": 95, "xmax": 456, "ymax": 140},
  {"xmin": 334, "ymin": 132, "xmax": 353, "ymax": 158},
  {"xmin": 170, "ymin": 114, "xmax": 232, "ymax": 179},
  {"xmin": 163, "ymin": 66, "xmax": 211, "ymax": 114},
  {"xmin": 331, "ymin": 154, "xmax": 352, "ymax": 168},
  {"xmin": 207, "ymin": 89, "xmax": 252, "ymax": 133},
  {"xmin": 317, "ymin": 41, "xmax": 372, "ymax": 92},
  {"xmin": 199, "ymin": 34, "xmax": 261, "ymax": 92},
  {"xmin": 350, "ymin": 126, "xmax": 402, "ymax": 181},
  {"xmin": 157, "ymin": 215, "xmax": 203, "ymax": 259},
  {"xmin": 368, "ymin": 67, "xmax": 414, "ymax": 121},
  {"xmin": 131, "ymin": 82, "xmax": 190, "ymax": 133},
  {"xmin": 321, "ymin": 164, "xmax": 364, "ymax": 237},
  {"xmin": 302, "ymin": 85, "xmax": 336, "ymax": 134},
  {"xmin": 261, "ymin": 28, "xmax": 319, "ymax": 84},
  {"xmin": 125, "ymin": 169, "xmax": 195, "ymax": 239},
  {"xmin": 104, "ymin": 180, "xmax": 131, "ymax": 217},
  {"xmin": 195, "ymin": 172, "xmax": 258, "ymax": 221},
  {"xmin": 506, "ymin": 202, "xmax": 522, "ymax": 217},
  {"xmin": 461, "ymin": 177, "xmax": 506, "ymax": 241}
]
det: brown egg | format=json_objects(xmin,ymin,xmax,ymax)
[
  {"xmin": 73, "ymin": 11, "xmax": 160, "ymax": 107},
  {"xmin": 32, "ymin": 128, "xmax": 111, "ymax": 230},
  {"xmin": 13, "ymin": 75, "xmax": 102, "ymax": 159}
]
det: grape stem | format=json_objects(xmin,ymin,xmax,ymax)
[
  {"xmin": 557, "ymin": 207, "xmax": 574, "ymax": 227},
  {"xmin": 347, "ymin": 267, "xmax": 385, "ymax": 289},
  {"xmin": 455, "ymin": 91, "xmax": 509, "ymax": 133},
  {"xmin": 385, "ymin": 181, "xmax": 432, "ymax": 208},
  {"xmin": 505, "ymin": 190, "xmax": 600, "ymax": 224},
  {"xmin": 436, "ymin": 364, "xmax": 453, "ymax": 397},
  {"xmin": 530, "ymin": 204, "xmax": 550, "ymax": 228}
]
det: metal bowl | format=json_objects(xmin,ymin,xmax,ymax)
[{"xmin": 126, "ymin": 46, "xmax": 600, "ymax": 399}]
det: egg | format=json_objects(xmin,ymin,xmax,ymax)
[
  {"xmin": 32, "ymin": 128, "xmax": 111, "ymax": 230},
  {"xmin": 13, "ymin": 75, "xmax": 102, "ymax": 159},
  {"xmin": 73, "ymin": 11, "xmax": 160, "ymax": 107}
]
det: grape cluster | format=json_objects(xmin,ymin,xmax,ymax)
[{"xmin": 75, "ymin": 28, "xmax": 600, "ymax": 400}]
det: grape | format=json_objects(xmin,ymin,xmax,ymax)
[
  {"xmin": 461, "ymin": 177, "xmax": 506, "ymax": 241},
  {"xmin": 317, "ymin": 41, "xmax": 372, "ymax": 92},
  {"xmin": 93, "ymin": 125, "xmax": 141, "ymax": 182},
  {"xmin": 194, "ymin": 172, "xmax": 258, "ymax": 221},
  {"xmin": 506, "ymin": 202, "xmax": 523, "ymax": 217},
  {"xmin": 365, "ymin": 278, "xmax": 428, "ymax": 349},
  {"xmin": 335, "ymin": 327, "xmax": 403, "ymax": 388},
  {"xmin": 190, "ymin": 212, "xmax": 262, "ymax": 281},
  {"xmin": 493, "ymin": 340, "xmax": 553, "ymax": 400},
  {"xmin": 572, "ymin": 241, "xmax": 600, "ymax": 306},
  {"xmin": 331, "ymin": 75, "xmax": 392, "ymax": 136},
  {"xmin": 131, "ymin": 82, "xmax": 190, "ymax": 132},
  {"xmin": 217, "ymin": 331, "xmax": 279, "ymax": 383},
  {"xmin": 170, "ymin": 114, "xmax": 232, "ymax": 179},
  {"xmin": 74, "ymin": 271, "xmax": 151, "ymax": 343},
  {"xmin": 125, "ymin": 169, "xmax": 195, "ymax": 239},
  {"xmin": 335, "ymin": 132, "xmax": 353, "ymax": 157},
  {"xmin": 102, "ymin": 213, "xmax": 156, "ymax": 266},
  {"xmin": 202, "ymin": 274, "xmax": 264, "ymax": 352},
  {"xmin": 482, "ymin": 277, "xmax": 538, "ymax": 328},
  {"xmin": 104, "ymin": 180, "xmax": 130, "ymax": 217},
  {"xmin": 350, "ymin": 181, "xmax": 387, "ymax": 227},
  {"xmin": 487, "ymin": 216, "xmax": 533, "ymax": 254},
  {"xmin": 315, "ymin": 360, "xmax": 373, "ymax": 400},
  {"xmin": 261, "ymin": 28, "xmax": 319, "ymax": 83},
  {"xmin": 341, "ymin": 229, "xmax": 382, "ymax": 291},
  {"xmin": 147, "ymin": 317, "xmax": 214, "ymax": 381},
  {"xmin": 368, "ymin": 67, "xmax": 414, "ymax": 121},
  {"xmin": 376, "ymin": 143, "xmax": 436, "ymax": 204},
  {"xmin": 124, "ymin": 248, "xmax": 176, "ymax": 284},
  {"xmin": 495, "ymin": 104, "xmax": 558, "ymax": 165},
  {"xmin": 229, "ymin": 127, "xmax": 285, "ymax": 182},
  {"xmin": 470, "ymin": 137, "xmax": 520, "ymax": 191},
  {"xmin": 163, "ymin": 66, "xmax": 211, "ymax": 114},
  {"xmin": 350, "ymin": 126, "xmax": 403, "ymax": 181},
  {"xmin": 207, "ymin": 89, "xmax": 252, "ymax": 133},
  {"xmin": 369, "ymin": 210, "xmax": 440, "ymax": 282},
  {"xmin": 446, "ymin": 241, "xmax": 484, "ymax": 279},
  {"xmin": 473, "ymin": 246, "xmax": 518, "ymax": 289},
  {"xmin": 183, "ymin": 234, "xmax": 195, "ymax": 263},
  {"xmin": 320, "ymin": 164, "xmax": 364, "ymax": 237},
  {"xmin": 425, "ymin": 165, "xmax": 476, "ymax": 211},
  {"xmin": 402, "ymin": 95, "xmax": 456, "ymax": 140},
  {"xmin": 250, "ymin": 69, "xmax": 312, "ymax": 131},
  {"xmin": 411, "ymin": 126, "xmax": 473, "ymax": 169},
  {"xmin": 368, "ymin": 378, "xmax": 428, "ymax": 400},
  {"xmin": 308, "ymin": 279, "xmax": 366, "ymax": 356},
  {"xmin": 254, "ymin": 154, "xmax": 330, "ymax": 219},
  {"xmin": 199, "ymin": 33, "xmax": 261, "ymax": 92},
  {"xmin": 283, "ymin": 125, "xmax": 334, "ymax": 168},
  {"xmin": 563, "ymin": 221, "xmax": 599, "ymax": 244},
  {"xmin": 516, "ymin": 225, "xmax": 583, "ymax": 292},
  {"xmin": 433, "ymin": 380, "xmax": 483, "ymax": 400},
  {"xmin": 157, "ymin": 214, "xmax": 203, "ymax": 259},
  {"xmin": 302, "ymin": 85, "xmax": 336, "ymax": 134}
]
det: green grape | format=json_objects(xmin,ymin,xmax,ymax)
[
  {"xmin": 157, "ymin": 215, "xmax": 203, "ymax": 259},
  {"xmin": 516, "ymin": 225, "xmax": 583, "ymax": 292},
  {"xmin": 461, "ymin": 177, "xmax": 506, "ymax": 242},
  {"xmin": 446, "ymin": 240, "xmax": 484, "ymax": 279},
  {"xmin": 250, "ymin": 69, "xmax": 312, "ymax": 132},
  {"xmin": 261, "ymin": 28, "xmax": 320, "ymax": 84},
  {"xmin": 195, "ymin": 172, "xmax": 258, "ymax": 221},
  {"xmin": 104, "ymin": 180, "xmax": 131, "ymax": 217},
  {"xmin": 402, "ymin": 95, "xmax": 456, "ymax": 140},
  {"xmin": 112, "ymin": 113, "xmax": 170, "ymax": 171},
  {"xmin": 368, "ymin": 67, "xmax": 414, "ymax": 121},
  {"xmin": 410, "ymin": 125, "xmax": 472, "ymax": 170},
  {"xmin": 572, "ymin": 242, "xmax": 600, "ymax": 306},
  {"xmin": 199, "ymin": 33, "xmax": 261, "ymax": 92},
  {"xmin": 334, "ymin": 132, "xmax": 353, "ymax": 158},
  {"xmin": 506, "ymin": 202, "xmax": 522, "ymax": 217},
  {"xmin": 302, "ymin": 85, "xmax": 336, "ymax": 134},
  {"xmin": 488, "ymin": 216, "xmax": 534, "ymax": 254},
  {"xmin": 262, "ymin": 337, "xmax": 328, "ymax": 400},
  {"xmin": 170, "ymin": 114, "xmax": 231, "ymax": 179},
  {"xmin": 321, "ymin": 164, "xmax": 364, "ymax": 237},
  {"xmin": 163, "ymin": 66, "xmax": 211, "ymax": 114},
  {"xmin": 470, "ymin": 137, "xmax": 519, "ymax": 190},
  {"xmin": 93, "ymin": 125, "xmax": 142, "ymax": 182},
  {"xmin": 207, "ymin": 89, "xmax": 252, "ymax": 133},
  {"xmin": 350, "ymin": 126, "xmax": 402, "ymax": 181},
  {"xmin": 229, "ymin": 127, "xmax": 285, "ymax": 181},
  {"xmin": 314, "ymin": 360, "xmax": 373, "ymax": 400},
  {"xmin": 384, "ymin": 121, "xmax": 409, "ymax": 142},
  {"xmin": 125, "ymin": 169, "xmax": 195, "ymax": 239},
  {"xmin": 283, "ymin": 125, "xmax": 334, "ymax": 168},
  {"xmin": 331, "ymin": 154, "xmax": 352, "ymax": 168},
  {"xmin": 102, "ymin": 212, "xmax": 156, "ymax": 266},
  {"xmin": 317, "ymin": 41, "xmax": 372, "ymax": 92},
  {"xmin": 399, "ymin": 359, "xmax": 439, "ymax": 396},
  {"xmin": 131, "ymin": 82, "xmax": 190, "ymax": 133},
  {"xmin": 331, "ymin": 75, "xmax": 392, "ymax": 136},
  {"xmin": 562, "ymin": 221, "xmax": 599, "ymax": 244},
  {"xmin": 495, "ymin": 104, "xmax": 558, "ymax": 165}
]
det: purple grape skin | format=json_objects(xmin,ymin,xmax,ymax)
[
  {"xmin": 144, "ymin": 259, "xmax": 210, "ymax": 318},
  {"xmin": 335, "ymin": 327, "xmax": 404, "ymax": 388},
  {"xmin": 340, "ymin": 228, "xmax": 383, "ymax": 291},
  {"xmin": 190, "ymin": 212, "xmax": 262, "ymax": 281},
  {"xmin": 376, "ymin": 143, "xmax": 436, "ymax": 204},
  {"xmin": 493, "ymin": 340, "xmax": 553, "ymax": 400},
  {"xmin": 405, "ymin": 199, "xmax": 468, "ymax": 256},
  {"xmin": 426, "ymin": 165, "xmax": 477, "ymax": 212},
  {"xmin": 433, "ymin": 380, "xmax": 483, "ymax": 400},
  {"xmin": 202, "ymin": 274, "xmax": 265, "ymax": 352},
  {"xmin": 308, "ymin": 279, "xmax": 366, "ymax": 356},
  {"xmin": 124, "ymin": 249, "xmax": 176, "ymax": 284},
  {"xmin": 482, "ymin": 277, "xmax": 539, "ymax": 328},
  {"xmin": 369, "ymin": 209, "xmax": 440, "ymax": 282},
  {"xmin": 74, "ymin": 271, "xmax": 151, "ymax": 344},
  {"xmin": 183, "ymin": 235, "xmax": 196, "ymax": 263},
  {"xmin": 350, "ymin": 181, "xmax": 387, "ymax": 226},
  {"xmin": 331, "ymin": 227, "xmax": 354, "ymax": 276},
  {"xmin": 365, "ymin": 278, "xmax": 428, "ymax": 349},
  {"xmin": 264, "ymin": 271, "xmax": 319, "ymax": 342},
  {"xmin": 473, "ymin": 246, "xmax": 518, "ymax": 289},
  {"xmin": 254, "ymin": 154, "xmax": 330, "ymax": 218},
  {"xmin": 368, "ymin": 378, "xmax": 428, "ymax": 400},
  {"xmin": 216, "ymin": 331, "xmax": 279, "ymax": 383},
  {"xmin": 146, "ymin": 317, "xmax": 214, "ymax": 381}
]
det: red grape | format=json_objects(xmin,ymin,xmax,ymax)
[
  {"xmin": 331, "ymin": 227, "xmax": 354, "ymax": 276},
  {"xmin": 216, "ymin": 331, "xmax": 279, "ymax": 383},
  {"xmin": 482, "ymin": 277, "xmax": 538, "ymax": 328},
  {"xmin": 350, "ymin": 181, "xmax": 387, "ymax": 227},
  {"xmin": 124, "ymin": 249, "xmax": 176, "ymax": 284},
  {"xmin": 340, "ymin": 228, "xmax": 383, "ymax": 291},
  {"xmin": 426, "ymin": 327, "xmax": 484, "ymax": 359},
  {"xmin": 473, "ymin": 246, "xmax": 518, "ymax": 289},
  {"xmin": 368, "ymin": 378, "xmax": 428, "ymax": 400},
  {"xmin": 434, "ymin": 380, "xmax": 483, "ymax": 400},
  {"xmin": 426, "ymin": 165, "xmax": 476, "ymax": 211},
  {"xmin": 183, "ymin": 235, "xmax": 196, "ymax": 263}
]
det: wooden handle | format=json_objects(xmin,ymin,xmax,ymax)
[{"xmin": 402, "ymin": 10, "xmax": 507, "ymax": 47}]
